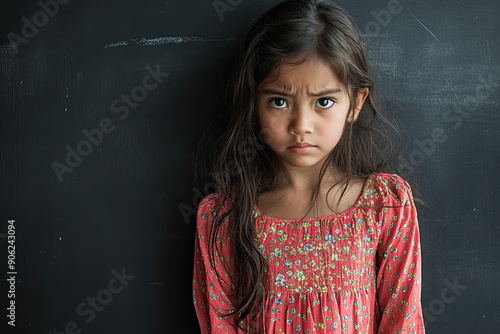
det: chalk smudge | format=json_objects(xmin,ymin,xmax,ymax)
[{"xmin": 105, "ymin": 36, "xmax": 236, "ymax": 48}]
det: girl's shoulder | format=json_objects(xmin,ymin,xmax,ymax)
[
  {"xmin": 196, "ymin": 192, "xmax": 234, "ymax": 227},
  {"xmin": 197, "ymin": 192, "xmax": 233, "ymax": 213},
  {"xmin": 364, "ymin": 172, "xmax": 414, "ymax": 207},
  {"xmin": 195, "ymin": 192, "xmax": 238, "ymax": 241}
]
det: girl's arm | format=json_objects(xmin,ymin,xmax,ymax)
[
  {"xmin": 192, "ymin": 220, "xmax": 212, "ymax": 333},
  {"xmin": 376, "ymin": 179, "xmax": 426, "ymax": 333},
  {"xmin": 192, "ymin": 194, "xmax": 238, "ymax": 334}
]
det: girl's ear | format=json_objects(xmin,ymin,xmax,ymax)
[{"xmin": 348, "ymin": 89, "xmax": 369, "ymax": 122}]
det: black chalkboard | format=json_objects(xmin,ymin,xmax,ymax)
[{"xmin": 1, "ymin": 0, "xmax": 499, "ymax": 333}]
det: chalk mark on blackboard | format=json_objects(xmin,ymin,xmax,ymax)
[
  {"xmin": 104, "ymin": 36, "xmax": 236, "ymax": 48},
  {"xmin": 149, "ymin": 282, "xmax": 163, "ymax": 286},
  {"xmin": 408, "ymin": 9, "xmax": 441, "ymax": 44}
]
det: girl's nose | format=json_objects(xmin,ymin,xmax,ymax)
[{"xmin": 289, "ymin": 105, "xmax": 313, "ymax": 136}]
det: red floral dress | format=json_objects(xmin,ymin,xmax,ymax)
[{"xmin": 192, "ymin": 173, "xmax": 425, "ymax": 333}]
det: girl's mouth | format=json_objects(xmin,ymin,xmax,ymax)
[{"xmin": 288, "ymin": 142, "xmax": 316, "ymax": 153}]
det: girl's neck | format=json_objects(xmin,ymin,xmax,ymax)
[
  {"xmin": 257, "ymin": 171, "xmax": 366, "ymax": 219},
  {"xmin": 276, "ymin": 164, "xmax": 344, "ymax": 195}
]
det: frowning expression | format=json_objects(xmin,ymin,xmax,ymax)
[{"xmin": 257, "ymin": 57, "xmax": 368, "ymax": 171}]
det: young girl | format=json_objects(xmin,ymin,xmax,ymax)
[{"xmin": 192, "ymin": 0, "xmax": 425, "ymax": 333}]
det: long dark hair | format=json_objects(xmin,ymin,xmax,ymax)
[{"xmin": 196, "ymin": 0, "xmax": 401, "ymax": 331}]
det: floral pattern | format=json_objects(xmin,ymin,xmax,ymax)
[{"xmin": 193, "ymin": 173, "xmax": 425, "ymax": 333}]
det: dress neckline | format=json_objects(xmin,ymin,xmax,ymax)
[{"xmin": 253, "ymin": 173, "xmax": 375, "ymax": 221}]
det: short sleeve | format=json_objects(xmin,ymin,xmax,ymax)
[
  {"xmin": 192, "ymin": 193, "xmax": 239, "ymax": 334},
  {"xmin": 376, "ymin": 177, "xmax": 426, "ymax": 333}
]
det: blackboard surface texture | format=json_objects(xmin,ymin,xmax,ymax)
[{"xmin": 1, "ymin": 0, "xmax": 499, "ymax": 333}]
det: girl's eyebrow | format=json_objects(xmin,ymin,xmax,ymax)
[{"xmin": 259, "ymin": 88, "xmax": 342, "ymax": 97}]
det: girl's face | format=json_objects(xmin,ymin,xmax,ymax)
[{"xmin": 257, "ymin": 57, "xmax": 368, "ymax": 172}]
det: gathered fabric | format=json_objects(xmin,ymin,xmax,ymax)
[{"xmin": 193, "ymin": 173, "xmax": 425, "ymax": 333}]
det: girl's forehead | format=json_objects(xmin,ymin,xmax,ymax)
[{"xmin": 258, "ymin": 58, "xmax": 345, "ymax": 92}]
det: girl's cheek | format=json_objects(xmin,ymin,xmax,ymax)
[
  {"xmin": 270, "ymin": 116, "xmax": 284, "ymax": 130},
  {"xmin": 259, "ymin": 115, "xmax": 282, "ymax": 145}
]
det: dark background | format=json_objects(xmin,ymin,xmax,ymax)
[{"xmin": 1, "ymin": 0, "xmax": 499, "ymax": 333}]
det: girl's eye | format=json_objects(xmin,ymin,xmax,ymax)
[
  {"xmin": 315, "ymin": 98, "xmax": 334, "ymax": 109},
  {"xmin": 269, "ymin": 98, "xmax": 288, "ymax": 109}
]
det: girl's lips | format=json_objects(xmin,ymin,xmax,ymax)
[
  {"xmin": 288, "ymin": 145, "xmax": 316, "ymax": 153},
  {"xmin": 289, "ymin": 142, "xmax": 315, "ymax": 148}
]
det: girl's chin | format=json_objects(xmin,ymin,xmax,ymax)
[{"xmin": 279, "ymin": 157, "xmax": 327, "ymax": 169}]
